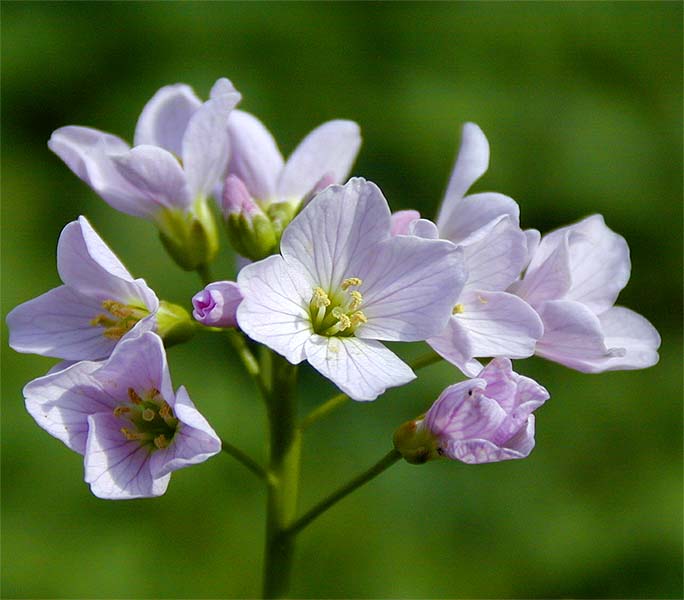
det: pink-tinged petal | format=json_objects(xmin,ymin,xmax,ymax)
[
  {"xmin": 439, "ymin": 192, "xmax": 520, "ymax": 247},
  {"xmin": 428, "ymin": 317, "xmax": 483, "ymax": 377},
  {"xmin": 182, "ymin": 78, "xmax": 241, "ymax": 199},
  {"xmin": 23, "ymin": 360, "xmax": 109, "ymax": 453},
  {"xmin": 96, "ymin": 332, "xmax": 173, "ymax": 403},
  {"xmin": 503, "ymin": 415, "xmax": 536, "ymax": 457},
  {"xmin": 535, "ymin": 300, "xmax": 617, "ymax": 370},
  {"xmin": 226, "ymin": 110, "xmax": 284, "ymax": 202},
  {"xmin": 280, "ymin": 178, "xmax": 391, "ymax": 290},
  {"xmin": 133, "ymin": 83, "xmax": 202, "ymax": 156},
  {"xmin": 192, "ymin": 281, "xmax": 242, "ymax": 328},
  {"xmin": 436, "ymin": 123, "xmax": 490, "ymax": 227},
  {"xmin": 389, "ymin": 210, "xmax": 420, "ymax": 236},
  {"xmin": 277, "ymin": 120, "xmax": 361, "ymax": 202},
  {"xmin": 149, "ymin": 386, "xmax": 221, "ymax": 478},
  {"xmin": 462, "ymin": 217, "xmax": 527, "ymax": 293},
  {"xmin": 444, "ymin": 437, "xmax": 529, "ymax": 464},
  {"xmin": 510, "ymin": 232, "xmax": 572, "ymax": 307},
  {"xmin": 304, "ymin": 335, "xmax": 414, "ymax": 401},
  {"xmin": 355, "ymin": 236, "xmax": 465, "ymax": 341},
  {"xmin": 563, "ymin": 215, "xmax": 631, "ymax": 314},
  {"xmin": 476, "ymin": 357, "xmax": 518, "ymax": 412},
  {"xmin": 111, "ymin": 145, "xmax": 192, "ymax": 212},
  {"xmin": 57, "ymin": 218, "xmax": 159, "ymax": 312},
  {"xmin": 236, "ymin": 255, "xmax": 312, "ymax": 364},
  {"xmin": 424, "ymin": 378, "xmax": 487, "ymax": 436},
  {"xmin": 8, "ymin": 285, "xmax": 118, "ymax": 360},
  {"xmin": 85, "ymin": 413, "xmax": 169, "ymax": 499},
  {"xmin": 408, "ymin": 218, "xmax": 439, "ymax": 240},
  {"xmin": 456, "ymin": 290, "xmax": 543, "ymax": 359}
]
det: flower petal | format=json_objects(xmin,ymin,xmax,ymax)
[
  {"xmin": 428, "ymin": 317, "xmax": 483, "ymax": 377},
  {"xmin": 462, "ymin": 217, "xmax": 527, "ymax": 293},
  {"xmin": 226, "ymin": 110, "xmax": 284, "ymax": 202},
  {"xmin": 424, "ymin": 378, "xmax": 487, "ymax": 436},
  {"xmin": 304, "ymin": 335, "xmax": 414, "ymax": 401},
  {"xmin": 277, "ymin": 120, "xmax": 361, "ymax": 202},
  {"xmin": 149, "ymin": 386, "xmax": 221, "ymax": 479},
  {"xmin": 111, "ymin": 145, "xmax": 192, "ymax": 212},
  {"xmin": 455, "ymin": 290, "xmax": 543, "ymax": 359},
  {"xmin": 23, "ymin": 359, "xmax": 109, "ymax": 453},
  {"xmin": 133, "ymin": 83, "xmax": 202, "ymax": 156},
  {"xmin": 280, "ymin": 178, "xmax": 391, "ymax": 291},
  {"xmin": 389, "ymin": 210, "xmax": 420, "ymax": 236},
  {"xmin": 408, "ymin": 218, "xmax": 439, "ymax": 240},
  {"xmin": 444, "ymin": 436, "xmax": 529, "ymax": 464},
  {"xmin": 182, "ymin": 78, "xmax": 241, "ymax": 199},
  {"xmin": 236, "ymin": 255, "xmax": 313, "ymax": 364},
  {"xmin": 355, "ymin": 236, "xmax": 466, "ymax": 341},
  {"xmin": 192, "ymin": 280, "xmax": 242, "ymax": 328},
  {"xmin": 85, "ymin": 412, "xmax": 169, "ymax": 499}
]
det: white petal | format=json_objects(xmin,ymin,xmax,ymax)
[
  {"xmin": 456, "ymin": 290, "xmax": 543, "ymax": 359},
  {"xmin": 355, "ymin": 236, "xmax": 466, "ymax": 341},
  {"xmin": 462, "ymin": 217, "xmax": 527, "ymax": 293},
  {"xmin": 280, "ymin": 178, "xmax": 391, "ymax": 291},
  {"xmin": 111, "ymin": 145, "xmax": 192, "ymax": 212},
  {"xmin": 85, "ymin": 412, "xmax": 169, "ymax": 499},
  {"xmin": 407, "ymin": 218, "xmax": 439, "ymax": 239},
  {"xmin": 182, "ymin": 78, "xmax": 241, "ymax": 199},
  {"xmin": 277, "ymin": 120, "xmax": 361, "ymax": 202},
  {"xmin": 23, "ymin": 360, "xmax": 108, "ymax": 453},
  {"xmin": 428, "ymin": 317, "xmax": 483, "ymax": 377},
  {"xmin": 226, "ymin": 110, "xmax": 284, "ymax": 202},
  {"xmin": 304, "ymin": 335, "xmax": 414, "ymax": 401},
  {"xmin": 523, "ymin": 229, "xmax": 541, "ymax": 269},
  {"xmin": 438, "ymin": 192, "xmax": 520, "ymax": 246},
  {"xmin": 390, "ymin": 210, "xmax": 420, "ymax": 236},
  {"xmin": 133, "ymin": 83, "xmax": 202, "ymax": 156},
  {"xmin": 236, "ymin": 255, "xmax": 313, "ymax": 364}
]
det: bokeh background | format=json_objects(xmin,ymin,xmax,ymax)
[{"xmin": 2, "ymin": 2, "xmax": 682, "ymax": 598}]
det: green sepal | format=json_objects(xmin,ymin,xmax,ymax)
[{"xmin": 156, "ymin": 300, "xmax": 195, "ymax": 347}]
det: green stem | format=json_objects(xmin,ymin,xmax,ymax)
[
  {"xmin": 226, "ymin": 329, "xmax": 269, "ymax": 401},
  {"xmin": 220, "ymin": 438, "xmax": 271, "ymax": 483},
  {"xmin": 299, "ymin": 350, "xmax": 445, "ymax": 431},
  {"xmin": 286, "ymin": 449, "xmax": 401, "ymax": 537},
  {"xmin": 196, "ymin": 263, "xmax": 215, "ymax": 286},
  {"xmin": 262, "ymin": 353, "xmax": 301, "ymax": 599}
]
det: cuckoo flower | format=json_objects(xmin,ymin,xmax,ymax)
[
  {"xmin": 23, "ymin": 332, "xmax": 221, "ymax": 499},
  {"xmin": 48, "ymin": 79, "xmax": 241, "ymax": 269},
  {"xmin": 192, "ymin": 281, "xmax": 242, "ymax": 328},
  {"xmin": 394, "ymin": 358, "xmax": 549, "ymax": 464},
  {"xmin": 7, "ymin": 216, "xmax": 159, "ymax": 361},
  {"xmin": 237, "ymin": 178, "xmax": 466, "ymax": 401},
  {"xmin": 510, "ymin": 215, "xmax": 660, "ymax": 372}
]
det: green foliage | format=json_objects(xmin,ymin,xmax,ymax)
[{"xmin": 2, "ymin": 2, "xmax": 681, "ymax": 597}]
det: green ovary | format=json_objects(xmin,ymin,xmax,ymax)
[{"xmin": 309, "ymin": 277, "xmax": 368, "ymax": 337}]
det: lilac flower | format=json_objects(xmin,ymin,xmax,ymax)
[
  {"xmin": 236, "ymin": 178, "xmax": 466, "ymax": 401},
  {"xmin": 23, "ymin": 332, "xmax": 221, "ymax": 499},
  {"xmin": 394, "ymin": 358, "xmax": 549, "ymax": 464},
  {"xmin": 7, "ymin": 216, "xmax": 159, "ymax": 361},
  {"xmin": 192, "ymin": 281, "xmax": 242, "ymax": 328},
  {"xmin": 225, "ymin": 110, "xmax": 361, "ymax": 211},
  {"xmin": 48, "ymin": 78, "xmax": 240, "ymax": 221},
  {"xmin": 400, "ymin": 124, "xmax": 543, "ymax": 376},
  {"xmin": 510, "ymin": 215, "xmax": 661, "ymax": 372}
]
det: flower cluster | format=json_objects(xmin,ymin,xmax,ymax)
[{"xmin": 8, "ymin": 76, "xmax": 660, "ymax": 500}]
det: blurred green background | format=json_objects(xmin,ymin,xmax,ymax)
[{"xmin": 2, "ymin": 2, "xmax": 682, "ymax": 598}]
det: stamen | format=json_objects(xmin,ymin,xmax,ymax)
[
  {"xmin": 154, "ymin": 434, "xmax": 170, "ymax": 449},
  {"xmin": 349, "ymin": 290, "xmax": 363, "ymax": 310},
  {"xmin": 102, "ymin": 300, "xmax": 132, "ymax": 319},
  {"xmin": 128, "ymin": 388, "xmax": 143, "ymax": 404},
  {"xmin": 452, "ymin": 303, "xmax": 465, "ymax": 315},
  {"xmin": 103, "ymin": 326, "xmax": 130, "ymax": 339},
  {"xmin": 113, "ymin": 405, "xmax": 130, "ymax": 417},
  {"xmin": 158, "ymin": 402, "xmax": 177, "ymax": 427},
  {"xmin": 89, "ymin": 314, "xmax": 117, "ymax": 328},
  {"xmin": 349, "ymin": 311, "xmax": 368, "ymax": 326},
  {"xmin": 341, "ymin": 277, "xmax": 362, "ymax": 290},
  {"xmin": 311, "ymin": 287, "xmax": 331, "ymax": 308},
  {"xmin": 120, "ymin": 428, "xmax": 152, "ymax": 441},
  {"xmin": 141, "ymin": 408, "xmax": 155, "ymax": 422}
]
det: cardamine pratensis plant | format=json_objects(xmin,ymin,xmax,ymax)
[{"xmin": 7, "ymin": 76, "xmax": 661, "ymax": 598}]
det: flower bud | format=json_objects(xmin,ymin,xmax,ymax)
[
  {"xmin": 156, "ymin": 300, "xmax": 195, "ymax": 346},
  {"xmin": 192, "ymin": 281, "xmax": 242, "ymax": 328},
  {"xmin": 157, "ymin": 198, "xmax": 220, "ymax": 271},
  {"xmin": 393, "ymin": 418, "xmax": 440, "ymax": 465},
  {"xmin": 222, "ymin": 175, "xmax": 277, "ymax": 260}
]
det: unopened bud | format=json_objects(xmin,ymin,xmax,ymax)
[
  {"xmin": 192, "ymin": 281, "xmax": 242, "ymax": 328},
  {"xmin": 156, "ymin": 300, "xmax": 195, "ymax": 346},
  {"xmin": 223, "ymin": 175, "xmax": 277, "ymax": 260}
]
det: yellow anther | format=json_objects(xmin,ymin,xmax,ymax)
[
  {"xmin": 153, "ymin": 434, "xmax": 170, "ymax": 449},
  {"xmin": 113, "ymin": 405, "xmax": 130, "ymax": 417},
  {"xmin": 103, "ymin": 326, "xmax": 130, "ymax": 340},
  {"xmin": 341, "ymin": 277, "xmax": 363, "ymax": 290},
  {"xmin": 128, "ymin": 388, "xmax": 143, "ymax": 405},
  {"xmin": 102, "ymin": 300, "xmax": 132, "ymax": 319},
  {"xmin": 142, "ymin": 408, "xmax": 155, "ymax": 422},
  {"xmin": 120, "ymin": 428, "xmax": 150, "ymax": 441},
  {"xmin": 158, "ymin": 402, "xmax": 176, "ymax": 427},
  {"xmin": 349, "ymin": 290, "xmax": 363, "ymax": 310},
  {"xmin": 452, "ymin": 303, "xmax": 465, "ymax": 315},
  {"xmin": 311, "ymin": 287, "xmax": 331, "ymax": 308},
  {"xmin": 350, "ymin": 311, "xmax": 368, "ymax": 326}
]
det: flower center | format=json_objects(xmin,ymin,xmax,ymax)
[
  {"xmin": 90, "ymin": 300, "xmax": 149, "ymax": 340},
  {"xmin": 113, "ymin": 387, "xmax": 179, "ymax": 450},
  {"xmin": 309, "ymin": 277, "xmax": 368, "ymax": 337}
]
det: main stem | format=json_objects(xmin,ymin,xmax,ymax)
[{"xmin": 262, "ymin": 352, "xmax": 300, "ymax": 599}]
